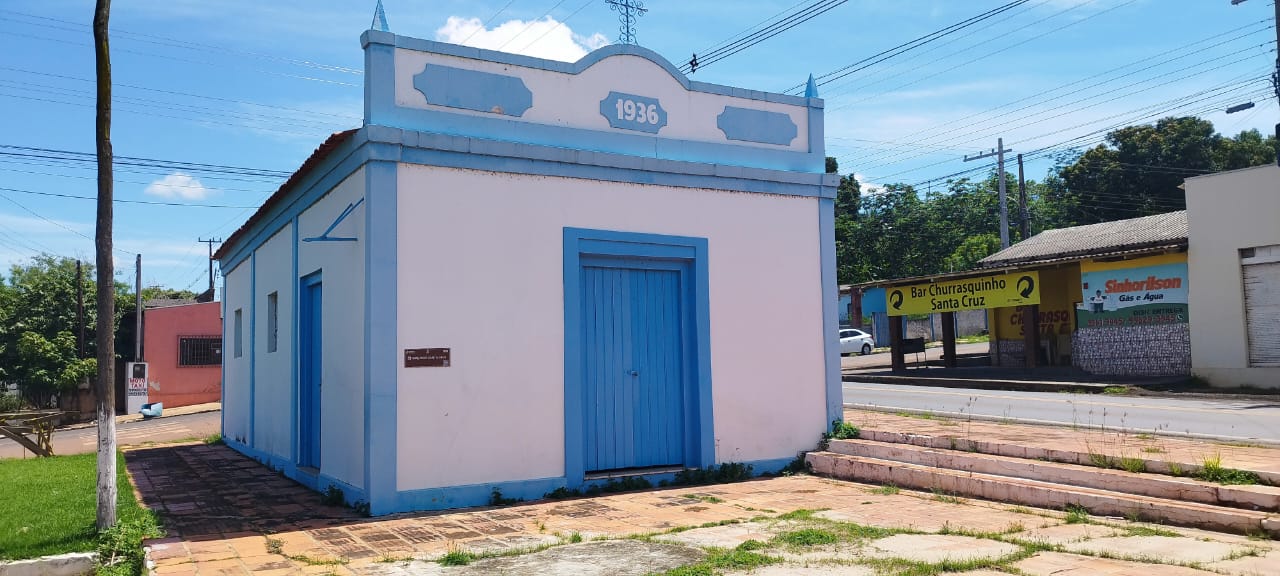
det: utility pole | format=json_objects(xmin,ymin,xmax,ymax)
[
  {"xmin": 92, "ymin": 0, "xmax": 117, "ymax": 531},
  {"xmin": 198, "ymin": 238, "xmax": 221, "ymax": 296},
  {"xmin": 964, "ymin": 138, "xmax": 1012, "ymax": 248},
  {"xmin": 1018, "ymin": 153, "xmax": 1030, "ymax": 241},
  {"xmin": 1231, "ymin": 0, "xmax": 1280, "ymax": 165},
  {"xmin": 135, "ymin": 254, "xmax": 142, "ymax": 362},
  {"xmin": 76, "ymin": 260, "xmax": 85, "ymax": 358}
]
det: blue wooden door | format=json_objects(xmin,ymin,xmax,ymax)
[
  {"xmin": 582, "ymin": 263, "xmax": 685, "ymax": 472},
  {"xmin": 299, "ymin": 277, "xmax": 323, "ymax": 468}
]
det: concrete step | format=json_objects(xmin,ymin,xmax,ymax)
[
  {"xmin": 806, "ymin": 451, "xmax": 1279, "ymax": 536},
  {"xmin": 827, "ymin": 438, "xmax": 1280, "ymax": 512},
  {"xmin": 857, "ymin": 428, "xmax": 1280, "ymax": 486}
]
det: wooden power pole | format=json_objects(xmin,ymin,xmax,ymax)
[{"xmin": 93, "ymin": 0, "xmax": 117, "ymax": 531}]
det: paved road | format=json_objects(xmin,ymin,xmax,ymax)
[
  {"xmin": 842, "ymin": 342, "xmax": 989, "ymax": 370},
  {"xmin": 844, "ymin": 382, "xmax": 1280, "ymax": 443},
  {"xmin": 0, "ymin": 411, "xmax": 221, "ymax": 459}
]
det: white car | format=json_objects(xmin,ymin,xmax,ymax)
[{"xmin": 839, "ymin": 328, "xmax": 875, "ymax": 356}]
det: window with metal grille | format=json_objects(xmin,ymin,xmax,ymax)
[{"xmin": 179, "ymin": 336, "xmax": 223, "ymax": 367}]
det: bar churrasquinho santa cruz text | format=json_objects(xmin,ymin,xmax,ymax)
[{"xmin": 887, "ymin": 271, "xmax": 1041, "ymax": 316}]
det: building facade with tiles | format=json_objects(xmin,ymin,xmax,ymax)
[{"xmin": 214, "ymin": 28, "xmax": 839, "ymax": 515}]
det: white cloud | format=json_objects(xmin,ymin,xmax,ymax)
[
  {"xmin": 144, "ymin": 172, "xmax": 213, "ymax": 200},
  {"xmin": 854, "ymin": 173, "xmax": 886, "ymax": 195},
  {"xmin": 435, "ymin": 16, "xmax": 610, "ymax": 62}
]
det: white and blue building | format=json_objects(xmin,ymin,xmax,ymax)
[{"xmin": 215, "ymin": 28, "xmax": 839, "ymax": 515}]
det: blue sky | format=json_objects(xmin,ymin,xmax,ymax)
[{"xmin": 0, "ymin": 0, "xmax": 1275, "ymax": 290}]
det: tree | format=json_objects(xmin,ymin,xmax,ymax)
[
  {"xmin": 1052, "ymin": 117, "xmax": 1277, "ymax": 224},
  {"xmin": 944, "ymin": 234, "xmax": 1002, "ymax": 272},
  {"xmin": 93, "ymin": 0, "xmax": 117, "ymax": 531}
]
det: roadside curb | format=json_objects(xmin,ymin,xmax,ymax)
[
  {"xmin": 845, "ymin": 403, "xmax": 1280, "ymax": 447},
  {"xmin": 842, "ymin": 373, "xmax": 1113, "ymax": 393},
  {"xmin": 0, "ymin": 553, "xmax": 95, "ymax": 576},
  {"xmin": 58, "ymin": 405, "xmax": 222, "ymax": 432}
]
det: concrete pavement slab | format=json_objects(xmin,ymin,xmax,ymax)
[
  {"xmin": 1063, "ymin": 535, "xmax": 1260, "ymax": 564},
  {"xmin": 863, "ymin": 534, "xmax": 1022, "ymax": 563},
  {"xmin": 356, "ymin": 540, "xmax": 704, "ymax": 576},
  {"xmin": 1014, "ymin": 551, "xmax": 1218, "ymax": 575}
]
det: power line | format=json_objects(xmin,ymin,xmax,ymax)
[
  {"xmin": 783, "ymin": 0, "xmax": 1034, "ymax": 93},
  {"xmin": 497, "ymin": 0, "xmax": 570, "ymax": 50},
  {"xmin": 828, "ymin": 0, "xmax": 1140, "ymax": 107},
  {"xmin": 462, "ymin": 0, "xmax": 521, "ymax": 44},
  {"xmin": 0, "ymin": 189, "xmax": 135, "ymax": 259},
  {"xmin": 679, "ymin": 0, "xmax": 850, "ymax": 73},
  {"xmin": 0, "ymin": 186, "xmax": 260, "ymax": 209},
  {"xmin": 0, "ymin": 9, "xmax": 362, "ymax": 76},
  {"xmin": 518, "ymin": 0, "xmax": 594, "ymax": 52},
  {"xmin": 841, "ymin": 20, "xmax": 1274, "ymax": 166},
  {"xmin": 0, "ymin": 145, "xmax": 293, "ymax": 178}
]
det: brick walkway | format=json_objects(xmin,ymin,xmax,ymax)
[{"xmin": 129, "ymin": 442, "xmax": 1278, "ymax": 575}]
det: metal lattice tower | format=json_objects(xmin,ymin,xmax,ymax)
[{"xmin": 605, "ymin": 0, "xmax": 647, "ymax": 45}]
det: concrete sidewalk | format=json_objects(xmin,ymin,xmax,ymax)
[{"xmin": 131, "ymin": 434, "xmax": 1279, "ymax": 575}]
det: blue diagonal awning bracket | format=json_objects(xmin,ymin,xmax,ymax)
[{"xmin": 302, "ymin": 197, "xmax": 364, "ymax": 242}]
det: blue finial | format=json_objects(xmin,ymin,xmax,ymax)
[
  {"xmin": 371, "ymin": 0, "xmax": 390, "ymax": 32},
  {"xmin": 804, "ymin": 74, "xmax": 819, "ymax": 98},
  {"xmin": 605, "ymin": 0, "xmax": 647, "ymax": 44}
]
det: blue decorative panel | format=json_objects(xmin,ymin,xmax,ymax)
[
  {"xmin": 413, "ymin": 64, "xmax": 532, "ymax": 117},
  {"xmin": 598, "ymin": 91, "xmax": 667, "ymax": 133},
  {"xmin": 716, "ymin": 107, "xmax": 798, "ymax": 146}
]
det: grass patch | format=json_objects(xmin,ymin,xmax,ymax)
[
  {"xmin": 682, "ymin": 494, "xmax": 725, "ymax": 504},
  {"xmin": 439, "ymin": 547, "xmax": 475, "ymax": 566},
  {"xmin": 0, "ymin": 452, "xmax": 159, "ymax": 564},
  {"xmin": 868, "ymin": 484, "xmax": 900, "ymax": 496},
  {"xmin": 1141, "ymin": 446, "xmax": 1165, "ymax": 454},
  {"xmin": 1064, "ymin": 504, "xmax": 1092, "ymax": 525},
  {"xmin": 202, "ymin": 433, "xmax": 223, "ymax": 445},
  {"xmin": 930, "ymin": 489, "xmax": 964, "ymax": 504},
  {"xmin": 1194, "ymin": 455, "xmax": 1262, "ymax": 485},
  {"xmin": 1117, "ymin": 456, "xmax": 1147, "ymax": 473},
  {"xmin": 1102, "ymin": 386, "xmax": 1129, "ymax": 395},
  {"xmin": 773, "ymin": 528, "xmax": 838, "ymax": 547},
  {"xmin": 955, "ymin": 334, "xmax": 990, "ymax": 344},
  {"xmin": 658, "ymin": 546, "xmax": 781, "ymax": 576},
  {"xmin": 776, "ymin": 508, "xmax": 824, "ymax": 521},
  {"xmin": 1123, "ymin": 525, "xmax": 1181, "ymax": 537}
]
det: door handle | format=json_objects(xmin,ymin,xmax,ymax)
[{"xmin": 626, "ymin": 370, "xmax": 639, "ymax": 376}]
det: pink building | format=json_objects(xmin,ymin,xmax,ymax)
[{"xmin": 142, "ymin": 300, "xmax": 222, "ymax": 408}]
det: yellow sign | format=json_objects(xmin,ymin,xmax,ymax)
[{"xmin": 887, "ymin": 271, "xmax": 1040, "ymax": 316}]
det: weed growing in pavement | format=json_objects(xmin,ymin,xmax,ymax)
[
  {"xmin": 320, "ymin": 485, "xmax": 344, "ymax": 507},
  {"xmin": 1195, "ymin": 453, "xmax": 1263, "ymax": 485},
  {"xmin": 375, "ymin": 555, "xmax": 414, "ymax": 563},
  {"xmin": 1168, "ymin": 462, "xmax": 1186, "ymax": 477},
  {"xmin": 1087, "ymin": 452, "xmax": 1113, "ymax": 469},
  {"xmin": 665, "ymin": 463, "xmax": 753, "ymax": 487},
  {"xmin": 567, "ymin": 532, "xmax": 583, "ymax": 543},
  {"xmin": 543, "ymin": 476, "xmax": 654, "ymax": 499},
  {"xmin": 1103, "ymin": 386, "xmax": 1129, "ymax": 395},
  {"xmin": 774, "ymin": 528, "xmax": 838, "ymax": 547},
  {"xmin": 930, "ymin": 489, "xmax": 964, "ymax": 504},
  {"xmin": 781, "ymin": 454, "xmax": 811, "ymax": 476},
  {"xmin": 1123, "ymin": 525, "xmax": 1180, "ymax": 538},
  {"xmin": 265, "ymin": 538, "xmax": 284, "ymax": 555},
  {"xmin": 1064, "ymin": 504, "xmax": 1091, "ymax": 524},
  {"xmin": 1118, "ymin": 456, "xmax": 1147, "ymax": 473},
  {"xmin": 682, "ymin": 494, "xmax": 725, "ymax": 504},
  {"xmin": 817, "ymin": 420, "xmax": 861, "ymax": 451},
  {"xmin": 657, "ymin": 545, "xmax": 781, "ymax": 576},
  {"xmin": 776, "ymin": 508, "xmax": 824, "ymax": 520},
  {"xmin": 438, "ymin": 545, "xmax": 474, "ymax": 566},
  {"xmin": 868, "ymin": 484, "xmax": 900, "ymax": 496},
  {"xmin": 1142, "ymin": 446, "xmax": 1166, "ymax": 454},
  {"xmin": 1135, "ymin": 433, "xmax": 1156, "ymax": 441},
  {"xmin": 202, "ymin": 433, "xmax": 223, "ymax": 445},
  {"xmin": 489, "ymin": 488, "xmax": 523, "ymax": 506}
]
